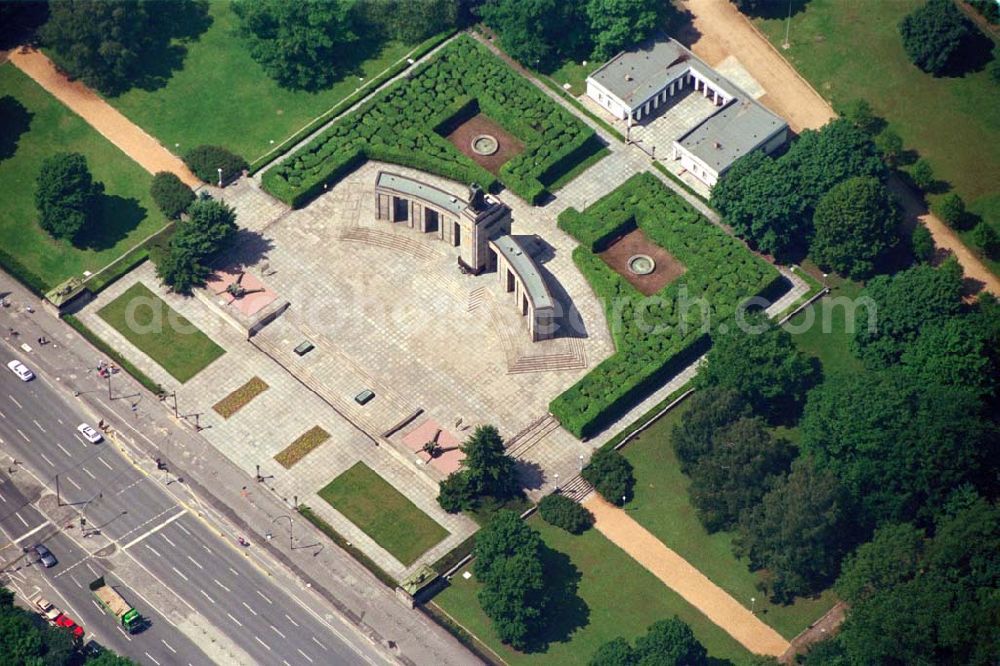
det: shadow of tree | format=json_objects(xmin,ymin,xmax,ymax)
[
  {"xmin": 0, "ymin": 96, "xmax": 33, "ymax": 163},
  {"xmin": 221, "ymin": 228, "xmax": 277, "ymax": 271},
  {"xmin": 743, "ymin": 0, "xmax": 813, "ymax": 20},
  {"xmin": 0, "ymin": 1, "xmax": 49, "ymax": 50},
  {"xmin": 522, "ymin": 544, "xmax": 590, "ymax": 653},
  {"xmin": 124, "ymin": 0, "xmax": 213, "ymax": 94},
  {"xmin": 74, "ymin": 194, "xmax": 147, "ymax": 251},
  {"xmin": 514, "ymin": 459, "xmax": 545, "ymax": 492},
  {"xmin": 940, "ymin": 28, "xmax": 995, "ymax": 77}
]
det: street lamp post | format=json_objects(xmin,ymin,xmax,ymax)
[
  {"xmin": 782, "ymin": 0, "xmax": 792, "ymax": 49},
  {"xmin": 751, "ymin": 596, "xmax": 756, "ymax": 614},
  {"xmin": 554, "ymin": 472, "xmax": 560, "ymax": 492},
  {"xmin": 217, "ymin": 167, "xmax": 223, "ymax": 188},
  {"xmin": 272, "ymin": 515, "xmax": 294, "ymax": 550}
]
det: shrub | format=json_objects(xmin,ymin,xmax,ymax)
[
  {"xmin": 538, "ymin": 494, "xmax": 593, "ymax": 534},
  {"xmin": 811, "ymin": 176, "xmax": 900, "ymax": 279},
  {"xmin": 183, "ymin": 145, "xmax": 248, "ymax": 185},
  {"xmin": 935, "ymin": 193, "xmax": 966, "ymax": 228},
  {"xmin": 35, "ymin": 152, "xmax": 103, "ymax": 240},
  {"xmin": 899, "ymin": 0, "xmax": 972, "ymax": 75},
  {"xmin": 911, "ymin": 222, "xmax": 935, "ymax": 263},
  {"xmin": 582, "ymin": 449, "xmax": 634, "ymax": 505},
  {"xmin": 150, "ymin": 171, "xmax": 195, "ymax": 219},
  {"xmin": 910, "ymin": 158, "xmax": 934, "ymax": 190},
  {"xmin": 970, "ymin": 221, "xmax": 1000, "ymax": 259}
]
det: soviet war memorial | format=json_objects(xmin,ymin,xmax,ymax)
[{"xmin": 0, "ymin": 1, "xmax": 997, "ymax": 665}]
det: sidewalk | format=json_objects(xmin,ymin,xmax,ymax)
[{"xmin": 0, "ymin": 272, "xmax": 480, "ymax": 666}]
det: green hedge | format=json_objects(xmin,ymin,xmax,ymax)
[
  {"xmin": 63, "ymin": 314, "xmax": 165, "ymax": 396},
  {"xmin": 262, "ymin": 36, "xmax": 596, "ymax": 208},
  {"xmin": 298, "ymin": 504, "xmax": 397, "ymax": 588},
  {"xmin": 550, "ymin": 173, "xmax": 781, "ymax": 438},
  {"xmin": 0, "ymin": 246, "xmax": 47, "ymax": 296}
]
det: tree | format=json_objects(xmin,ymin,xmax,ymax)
[
  {"xmin": 671, "ymin": 387, "xmax": 749, "ymax": 472},
  {"xmin": 478, "ymin": 0, "xmax": 586, "ymax": 70},
  {"xmin": 357, "ymin": 0, "xmax": 458, "ymax": 43},
  {"xmin": 910, "ymin": 222, "xmax": 935, "ymax": 262},
  {"xmin": 150, "ymin": 171, "xmax": 194, "ymax": 219},
  {"xmin": 899, "ymin": 0, "xmax": 972, "ymax": 76},
  {"xmin": 590, "ymin": 618, "xmax": 708, "ymax": 666},
  {"xmin": 874, "ymin": 129, "xmax": 904, "ymax": 167},
  {"xmin": 473, "ymin": 511, "xmax": 548, "ymax": 648},
  {"xmin": 811, "ymin": 176, "xmax": 900, "ymax": 279},
  {"xmin": 736, "ymin": 458, "xmax": 853, "ymax": 602},
  {"xmin": 437, "ymin": 425, "xmax": 521, "ymax": 513},
  {"xmin": 835, "ymin": 522, "xmax": 925, "ymax": 605},
  {"xmin": 840, "ymin": 98, "xmax": 881, "ymax": 136},
  {"xmin": 35, "ymin": 152, "xmax": 104, "ymax": 241},
  {"xmin": 935, "ymin": 192, "xmax": 966, "ymax": 228},
  {"xmin": 585, "ymin": 0, "xmax": 665, "ymax": 61},
  {"xmin": 697, "ymin": 316, "xmax": 818, "ymax": 422},
  {"xmin": 688, "ymin": 418, "xmax": 795, "ymax": 532},
  {"xmin": 155, "ymin": 196, "xmax": 237, "ymax": 292},
  {"xmin": 851, "ymin": 261, "xmax": 964, "ymax": 367},
  {"xmin": 582, "ymin": 448, "xmax": 634, "ymax": 505},
  {"xmin": 910, "ymin": 157, "xmax": 934, "ymax": 190},
  {"xmin": 183, "ymin": 145, "xmax": 248, "ymax": 185},
  {"xmin": 971, "ymin": 221, "xmax": 1000, "ymax": 259},
  {"xmin": 589, "ymin": 636, "xmax": 635, "ymax": 666},
  {"xmin": 538, "ymin": 494, "xmax": 593, "ymax": 534},
  {"xmin": 799, "ymin": 368, "xmax": 996, "ymax": 528},
  {"xmin": 232, "ymin": 0, "xmax": 358, "ymax": 91}
]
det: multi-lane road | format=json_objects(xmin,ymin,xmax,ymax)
[{"xmin": 0, "ymin": 360, "xmax": 385, "ymax": 665}]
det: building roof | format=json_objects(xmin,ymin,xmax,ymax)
[
  {"xmin": 376, "ymin": 171, "xmax": 466, "ymax": 215},
  {"xmin": 491, "ymin": 235, "xmax": 553, "ymax": 311},
  {"xmin": 589, "ymin": 39, "xmax": 696, "ymax": 108},
  {"xmin": 676, "ymin": 100, "xmax": 786, "ymax": 173}
]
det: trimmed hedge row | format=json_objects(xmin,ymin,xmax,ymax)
[
  {"xmin": 262, "ymin": 35, "xmax": 596, "ymax": 208},
  {"xmin": 550, "ymin": 173, "xmax": 781, "ymax": 438}
]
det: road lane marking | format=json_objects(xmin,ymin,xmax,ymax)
[
  {"xmin": 12, "ymin": 520, "xmax": 49, "ymax": 543},
  {"xmin": 185, "ymin": 555, "xmax": 203, "ymax": 570},
  {"xmin": 170, "ymin": 566, "xmax": 189, "ymax": 581},
  {"xmin": 144, "ymin": 652, "xmax": 160, "ymax": 665},
  {"xmin": 255, "ymin": 589, "xmax": 272, "ymax": 604},
  {"xmin": 39, "ymin": 452, "xmax": 54, "ymax": 467},
  {"xmin": 270, "ymin": 624, "xmax": 286, "ymax": 639},
  {"xmin": 161, "ymin": 534, "xmax": 176, "ymax": 548},
  {"xmin": 121, "ymin": 509, "xmax": 187, "ymax": 550},
  {"xmin": 117, "ymin": 626, "xmax": 132, "ymax": 641},
  {"xmin": 297, "ymin": 648, "xmax": 314, "ymax": 663},
  {"xmin": 241, "ymin": 601, "xmax": 257, "ymax": 616},
  {"xmin": 55, "ymin": 442, "xmax": 71, "ymax": 457},
  {"xmin": 213, "ymin": 578, "xmax": 230, "ymax": 592},
  {"xmin": 228, "ymin": 566, "xmax": 239, "ymax": 577},
  {"xmin": 72, "ymin": 433, "xmax": 88, "ymax": 446},
  {"xmin": 65, "ymin": 476, "xmax": 81, "ymax": 490},
  {"xmin": 311, "ymin": 636, "xmax": 327, "ymax": 651},
  {"xmin": 9, "ymin": 395, "xmax": 22, "ymax": 409},
  {"xmin": 32, "ymin": 419, "xmax": 46, "ymax": 433},
  {"xmin": 69, "ymin": 575, "xmax": 82, "ymax": 589},
  {"xmin": 175, "ymin": 522, "xmax": 191, "ymax": 536},
  {"xmin": 144, "ymin": 543, "xmax": 161, "ymax": 558},
  {"xmin": 226, "ymin": 612, "xmax": 243, "ymax": 627},
  {"xmin": 254, "ymin": 637, "xmax": 271, "ymax": 651},
  {"xmin": 199, "ymin": 589, "xmax": 215, "ymax": 604},
  {"xmin": 0, "ymin": 408, "xmax": 5, "ymax": 418},
  {"xmin": 284, "ymin": 613, "xmax": 299, "ymax": 627},
  {"xmin": 97, "ymin": 457, "xmax": 113, "ymax": 471},
  {"xmin": 14, "ymin": 512, "xmax": 28, "ymax": 527},
  {"xmin": 161, "ymin": 640, "xmax": 176, "ymax": 654},
  {"xmin": 0, "ymin": 491, "xmax": 5, "ymax": 502},
  {"xmin": 91, "ymin": 599, "xmax": 105, "ymax": 614},
  {"xmin": 202, "ymin": 543, "xmax": 213, "ymax": 554},
  {"xmin": 86, "ymin": 563, "xmax": 98, "ymax": 576},
  {"xmin": 81, "ymin": 467, "xmax": 95, "ymax": 479},
  {"xmin": 57, "ymin": 418, "xmax": 63, "ymax": 425},
  {"xmin": 16, "ymin": 428, "xmax": 29, "ymax": 442}
]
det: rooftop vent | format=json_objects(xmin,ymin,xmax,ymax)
[{"xmin": 713, "ymin": 141, "xmax": 722, "ymax": 149}]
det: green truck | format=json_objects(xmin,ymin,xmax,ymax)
[{"xmin": 89, "ymin": 577, "xmax": 143, "ymax": 633}]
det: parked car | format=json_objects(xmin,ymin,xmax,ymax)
[
  {"xmin": 77, "ymin": 423, "xmax": 103, "ymax": 443},
  {"xmin": 54, "ymin": 613, "xmax": 85, "ymax": 639},
  {"xmin": 6, "ymin": 359, "xmax": 34, "ymax": 381},
  {"xmin": 33, "ymin": 544, "xmax": 57, "ymax": 568}
]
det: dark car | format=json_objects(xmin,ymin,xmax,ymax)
[{"xmin": 33, "ymin": 544, "xmax": 57, "ymax": 568}]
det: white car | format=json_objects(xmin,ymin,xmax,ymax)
[
  {"xmin": 77, "ymin": 423, "xmax": 103, "ymax": 444},
  {"xmin": 7, "ymin": 359, "xmax": 34, "ymax": 381}
]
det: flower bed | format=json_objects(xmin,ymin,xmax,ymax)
[
  {"xmin": 274, "ymin": 425, "xmax": 330, "ymax": 469},
  {"xmin": 212, "ymin": 376, "xmax": 269, "ymax": 419},
  {"xmin": 262, "ymin": 36, "xmax": 598, "ymax": 208},
  {"xmin": 550, "ymin": 173, "xmax": 781, "ymax": 438}
]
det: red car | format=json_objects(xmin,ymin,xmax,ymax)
[{"xmin": 54, "ymin": 613, "xmax": 85, "ymax": 639}]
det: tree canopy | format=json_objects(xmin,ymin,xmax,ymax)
[
  {"xmin": 155, "ymin": 196, "xmax": 237, "ymax": 292},
  {"xmin": 589, "ymin": 617, "xmax": 709, "ymax": 666},
  {"xmin": 899, "ymin": 0, "xmax": 973, "ymax": 76},
  {"xmin": 438, "ymin": 425, "xmax": 521, "ymax": 512},
  {"xmin": 585, "ymin": 0, "xmax": 665, "ymax": 61},
  {"xmin": 582, "ymin": 448, "xmax": 634, "ymax": 505},
  {"xmin": 671, "ymin": 387, "xmax": 749, "ymax": 473},
  {"xmin": 35, "ymin": 152, "xmax": 104, "ymax": 241},
  {"xmin": 233, "ymin": 0, "xmax": 359, "ymax": 91},
  {"xmin": 538, "ymin": 494, "xmax": 593, "ymax": 534},
  {"xmin": 811, "ymin": 176, "xmax": 899, "ymax": 279},
  {"xmin": 150, "ymin": 171, "xmax": 194, "ymax": 220},
  {"xmin": 356, "ymin": 0, "xmax": 458, "ymax": 44}
]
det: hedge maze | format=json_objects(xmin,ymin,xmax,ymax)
[
  {"xmin": 551, "ymin": 173, "xmax": 781, "ymax": 438},
  {"xmin": 262, "ymin": 36, "xmax": 600, "ymax": 207}
]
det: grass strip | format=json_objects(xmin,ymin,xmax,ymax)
[
  {"xmin": 298, "ymin": 504, "xmax": 397, "ymax": 587},
  {"xmin": 63, "ymin": 314, "xmax": 164, "ymax": 395}
]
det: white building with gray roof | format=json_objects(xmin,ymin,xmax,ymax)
[{"xmin": 586, "ymin": 38, "xmax": 788, "ymax": 188}]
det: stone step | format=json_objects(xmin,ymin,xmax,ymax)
[{"xmin": 507, "ymin": 416, "xmax": 560, "ymax": 458}]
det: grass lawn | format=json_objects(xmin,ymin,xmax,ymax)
[
  {"xmin": 0, "ymin": 64, "xmax": 167, "ymax": 290},
  {"xmin": 97, "ymin": 282, "xmax": 224, "ymax": 383},
  {"xmin": 621, "ymin": 403, "xmax": 838, "ymax": 640},
  {"xmin": 107, "ymin": 2, "xmax": 414, "ymax": 163},
  {"xmin": 753, "ymin": 0, "xmax": 1000, "ymax": 274},
  {"xmin": 546, "ymin": 59, "xmax": 592, "ymax": 97},
  {"xmin": 318, "ymin": 462, "xmax": 448, "ymax": 566},
  {"xmin": 784, "ymin": 269, "xmax": 866, "ymax": 379},
  {"xmin": 433, "ymin": 514, "xmax": 752, "ymax": 665}
]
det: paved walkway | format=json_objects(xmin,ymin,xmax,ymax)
[
  {"xmin": 9, "ymin": 47, "xmax": 200, "ymax": 187},
  {"xmin": 679, "ymin": 0, "xmax": 998, "ymax": 296},
  {"xmin": 584, "ymin": 494, "xmax": 790, "ymax": 657}
]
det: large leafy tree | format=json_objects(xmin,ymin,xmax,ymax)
[
  {"xmin": 232, "ymin": 0, "xmax": 358, "ymax": 91},
  {"xmin": 473, "ymin": 511, "xmax": 548, "ymax": 649},
  {"xmin": 35, "ymin": 152, "xmax": 104, "ymax": 241},
  {"xmin": 736, "ymin": 458, "xmax": 853, "ymax": 602},
  {"xmin": 836, "ymin": 497, "xmax": 1000, "ymax": 665},
  {"xmin": 438, "ymin": 425, "xmax": 521, "ymax": 512},
  {"xmin": 590, "ymin": 617, "xmax": 709, "ymax": 666},
  {"xmin": 811, "ymin": 176, "xmax": 900, "ymax": 279},
  {"xmin": 671, "ymin": 387, "xmax": 749, "ymax": 472},
  {"xmin": 697, "ymin": 316, "xmax": 818, "ymax": 423},
  {"xmin": 478, "ymin": 0, "xmax": 586, "ymax": 70},
  {"xmin": 357, "ymin": 0, "xmax": 458, "ymax": 43},
  {"xmin": 582, "ymin": 448, "xmax": 634, "ymax": 505},
  {"xmin": 155, "ymin": 196, "xmax": 237, "ymax": 292},
  {"xmin": 899, "ymin": 0, "xmax": 972, "ymax": 76},
  {"xmin": 585, "ymin": 0, "xmax": 665, "ymax": 61},
  {"xmin": 851, "ymin": 260, "xmax": 964, "ymax": 368},
  {"xmin": 799, "ymin": 368, "xmax": 996, "ymax": 528},
  {"xmin": 688, "ymin": 417, "xmax": 795, "ymax": 533}
]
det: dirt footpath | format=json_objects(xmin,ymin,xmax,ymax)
[
  {"xmin": 584, "ymin": 494, "xmax": 791, "ymax": 657},
  {"xmin": 678, "ymin": 0, "xmax": 998, "ymax": 296},
  {"xmin": 9, "ymin": 47, "xmax": 200, "ymax": 188}
]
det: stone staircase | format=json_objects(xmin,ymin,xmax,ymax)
[
  {"xmin": 339, "ymin": 226, "xmax": 440, "ymax": 261},
  {"xmin": 558, "ymin": 474, "xmax": 595, "ymax": 503},
  {"xmin": 506, "ymin": 414, "xmax": 560, "ymax": 459},
  {"xmin": 507, "ymin": 339, "xmax": 588, "ymax": 374}
]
